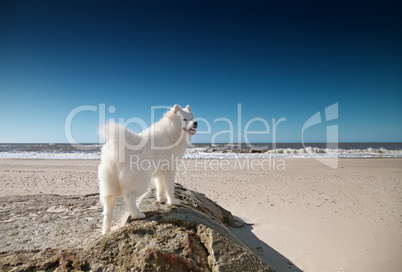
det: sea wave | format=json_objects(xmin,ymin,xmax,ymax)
[
  {"xmin": 0, "ymin": 151, "xmax": 101, "ymax": 160},
  {"xmin": 184, "ymin": 147, "xmax": 402, "ymax": 159},
  {"xmin": 1, "ymin": 146, "xmax": 401, "ymax": 160}
]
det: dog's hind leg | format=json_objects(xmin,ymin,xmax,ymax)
[
  {"xmin": 123, "ymin": 193, "xmax": 146, "ymax": 219},
  {"xmin": 154, "ymin": 177, "xmax": 167, "ymax": 204},
  {"xmin": 102, "ymin": 195, "xmax": 116, "ymax": 235}
]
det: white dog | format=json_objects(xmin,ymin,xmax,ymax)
[{"xmin": 98, "ymin": 104, "xmax": 197, "ymax": 234}]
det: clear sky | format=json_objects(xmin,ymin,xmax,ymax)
[{"xmin": 0, "ymin": 0, "xmax": 401, "ymax": 144}]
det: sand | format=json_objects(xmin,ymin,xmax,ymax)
[{"xmin": 0, "ymin": 158, "xmax": 401, "ymax": 272}]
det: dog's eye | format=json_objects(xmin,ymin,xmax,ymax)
[{"xmin": 183, "ymin": 119, "xmax": 188, "ymax": 121}]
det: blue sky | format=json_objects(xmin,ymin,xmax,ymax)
[{"xmin": 0, "ymin": 0, "xmax": 401, "ymax": 144}]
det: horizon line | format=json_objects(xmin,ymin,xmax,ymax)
[{"xmin": 1, "ymin": 141, "xmax": 402, "ymax": 145}]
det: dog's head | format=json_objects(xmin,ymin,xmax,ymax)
[{"xmin": 171, "ymin": 104, "xmax": 197, "ymax": 135}]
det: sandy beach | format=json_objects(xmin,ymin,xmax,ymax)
[{"xmin": 0, "ymin": 158, "xmax": 401, "ymax": 272}]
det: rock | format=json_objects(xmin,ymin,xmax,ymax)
[
  {"xmin": 0, "ymin": 194, "xmax": 106, "ymax": 251},
  {"xmin": 0, "ymin": 184, "xmax": 274, "ymax": 271},
  {"xmin": 46, "ymin": 205, "xmax": 70, "ymax": 213},
  {"xmin": 248, "ymin": 149, "xmax": 266, "ymax": 153}
]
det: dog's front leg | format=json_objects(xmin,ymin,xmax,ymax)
[{"xmin": 165, "ymin": 171, "xmax": 181, "ymax": 206}]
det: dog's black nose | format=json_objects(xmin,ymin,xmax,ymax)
[{"xmin": 194, "ymin": 121, "xmax": 198, "ymax": 128}]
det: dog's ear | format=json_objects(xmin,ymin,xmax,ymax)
[
  {"xmin": 185, "ymin": 105, "xmax": 191, "ymax": 112},
  {"xmin": 171, "ymin": 104, "xmax": 181, "ymax": 114}
]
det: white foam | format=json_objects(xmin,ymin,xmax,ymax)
[
  {"xmin": 1, "ymin": 147, "xmax": 401, "ymax": 160},
  {"xmin": 0, "ymin": 151, "xmax": 101, "ymax": 160},
  {"xmin": 184, "ymin": 147, "xmax": 402, "ymax": 159}
]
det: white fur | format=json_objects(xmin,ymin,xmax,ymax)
[{"xmin": 98, "ymin": 104, "xmax": 196, "ymax": 234}]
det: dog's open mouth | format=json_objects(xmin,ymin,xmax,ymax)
[{"xmin": 184, "ymin": 128, "xmax": 197, "ymax": 135}]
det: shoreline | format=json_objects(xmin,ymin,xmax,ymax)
[
  {"xmin": 1, "ymin": 143, "xmax": 402, "ymax": 160},
  {"xmin": 1, "ymin": 158, "xmax": 401, "ymax": 271}
]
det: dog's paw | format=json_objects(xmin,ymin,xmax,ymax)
[
  {"xmin": 156, "ymin": 193, "xmax": 167, "ymax": 204},
  {"xmin": 132, "ymin": 212, "xmax": 146, "ymax": 219},
  {"xmin": 156, "ymin": 197, "xmax": 167, "ymax": 204},
  {"xmin": 167, "ymin": 198, "xmax": 181, "ymax": 206}
]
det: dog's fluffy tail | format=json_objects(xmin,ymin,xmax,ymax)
[
  {"xmin": 99, "ymin": 122, "xmax": 117, "ymax": 141},
  {"xmin": 99, "ymin": 122, "xmax": 143, "ymax": 150}
]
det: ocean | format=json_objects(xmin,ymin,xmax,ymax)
[{"xmin": 0, "ymin": 143, "xmax": 401, "ymax": 159}]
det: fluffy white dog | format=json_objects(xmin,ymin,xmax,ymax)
[{"xmin": 98, "ymin": 104, "xmax": 197, "ymax": 234}]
